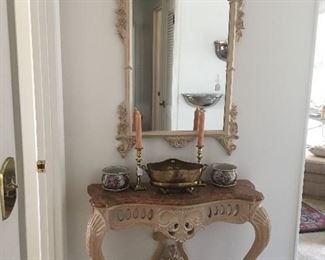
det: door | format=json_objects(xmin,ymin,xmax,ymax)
[
  {"xmin": 152, "ymin": 6, "xmax": 163, "ymax": 130},
  {"xmin": 0, "ymin": 0, "xmax": 22, "ymax": 258},
  {"xmin": 152, "ymin": 0, "xmax": 175, "ymax": 131},
  {"xmin": 0, "ymin": 0, "xmax": 48, "ymax": 258},
  {"xmin": 0, "ymin": 0, "xmax": 66, "ymax": 258}
]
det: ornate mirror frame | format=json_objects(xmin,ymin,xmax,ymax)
[{"xmin": 116, "ymin": 0, "xmax": 244, "ymax": 158}]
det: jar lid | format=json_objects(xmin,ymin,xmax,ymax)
[
  {"xmin": 211, "ymin": 163, "xmax": 237, "ymax": 170},
  {"xmin": 102, "ymin": 166, "xmax": 129, "ymax": 175}
]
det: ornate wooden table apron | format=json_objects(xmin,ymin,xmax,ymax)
[{"xmin": 86, "ymin": 180, "xmax": 271, "ymax": 260}]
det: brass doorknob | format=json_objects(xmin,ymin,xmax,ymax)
[
  {"xmin": 6, "ymin": 178, "xmax": 18, "ymax": 192},
  {"xmin": 159, "ymin": 101, "xmax": 166, "ymax": 108}
]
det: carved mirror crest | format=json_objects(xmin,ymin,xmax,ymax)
[{"xmin": 116, "ymin": 0, "xmax": 244, "ymax": 158}]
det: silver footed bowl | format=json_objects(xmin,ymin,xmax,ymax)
[
  {"xmin": 182, "ymin": 93, "xmax": 223, "ymax": 108},
  {"xmin": 214, "ymin": 40, "xmax": 228, "ymax": 62},
  {"xmin": 211, "ymin": 163, "xmax": 237, "ymax": 187}
]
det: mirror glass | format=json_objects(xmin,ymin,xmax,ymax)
[
  {"xmin": 0, "ymin": 157, "xmax": 17, "ymax": 221},
  {"xmin": 133, "ymin": 0, "xmax": 230, "ymax": 132}
]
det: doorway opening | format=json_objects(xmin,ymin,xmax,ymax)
[{"xmin": 298, "ymin": 1, "xmax": 325, "ymax": 259}]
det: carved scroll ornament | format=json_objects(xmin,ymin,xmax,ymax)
[
  {"xmin": 116, "ymin": 102, "xmax": 135, "ymax": 158},
  {"xmin": 231, "ymin": 0, "xmax": 245, "ymax": 41},
  {"xmin": 115, "ymin": 0, "xmax": 128, "ymax": 43},
  {"xmin": 216, "ymin": 105, "xmax": 239, "ymax": 155},
  {"xmin": 163, "ymin": 136, "xmax": 195, "ymax": 149}
]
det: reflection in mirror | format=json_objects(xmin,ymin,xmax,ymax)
[
  {"xmin": 133, "ymin": 0, "xmax": 229, "ymax": 131},
  {"xmin": 0, "ymin": 157, "xmax": 17, "ymax": 221}
]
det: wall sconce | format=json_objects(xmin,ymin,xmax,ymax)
[{"xmin": 214, "ymin": 40, "xmax": 228, "ymax": 62}]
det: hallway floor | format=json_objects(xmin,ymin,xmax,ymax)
[{"xmin": 298, "ymin": 196, "xmax": 325, "ymax": 260}]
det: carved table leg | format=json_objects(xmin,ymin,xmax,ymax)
[
  {"xmin": 244, "ymin": 206, "xmax": 271, "ymax": 260},
  {"xmin": 152, "ymin": 232, "xmax": 189, "ymax": 260},
  {"xmin": 86, "ymin": 208, "xmax": 107, "ymax": 260}
]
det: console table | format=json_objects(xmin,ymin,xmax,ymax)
[{"xmin": 86, "ymin": 180, "xmax": 270, "ymax": 260}]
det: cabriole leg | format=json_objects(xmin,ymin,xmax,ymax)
[
  {"xmin": 86, "ymin": 208, "xmax": 107, "ymax": 260},
  {"xmin": 244, "ymin": 206, "xmax": 271, "ymax": 260}
]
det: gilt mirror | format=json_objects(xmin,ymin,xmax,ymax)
[{"xmin": 116, "ymin": 0, "xmax": 244, "ymax": 157}]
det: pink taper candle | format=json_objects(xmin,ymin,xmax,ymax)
[
  {"xmin": 134, "ymin": 109, "xmax": 143, "ymax": 149},
  {"xmin": 132, "ymin": 109, "xmax": 136, "ymax": 131},
  {"xmin": 197, "ymin": 110, "xmax": 205, "ymax": 147},
  {"xmin": 193, "ymin": 108, "xmax": 200, "ymax": 131}
]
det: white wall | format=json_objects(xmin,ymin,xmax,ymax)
[{"xmin": 60, "ymin": 0, "xmax": 316, "ymax": 259}]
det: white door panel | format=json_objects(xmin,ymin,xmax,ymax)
[
  {"xmin": 0, "ymin": 0, "xmax": 20, "ymax": 258},
  {"xmin": 0, "ymin": 1, "xmax": 66, "ymax": 259}
]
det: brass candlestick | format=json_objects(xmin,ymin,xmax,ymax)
[
  {"xmin": 196, "ymin": 145, "xmax": 204, "ymax": 164},
  {"xmin": 133, "ymin": 148, "xmax": 146, "ymax": 191},
  {"xmin": 196, "ymin": 145, "xmax": 205, "ymax": 186}
]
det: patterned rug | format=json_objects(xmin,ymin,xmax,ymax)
[{"xmin": 300, "ymin": 202, "xmax": 325, "ymax": 233}]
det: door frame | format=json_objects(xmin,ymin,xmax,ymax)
[{"xmin": 11, "ymin": 0, "xmax": 66, "ymax": 259}]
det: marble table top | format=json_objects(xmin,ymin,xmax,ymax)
[{"xmin": 88, "ymin": 180, "xmax": 264, "ymax": 208}]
